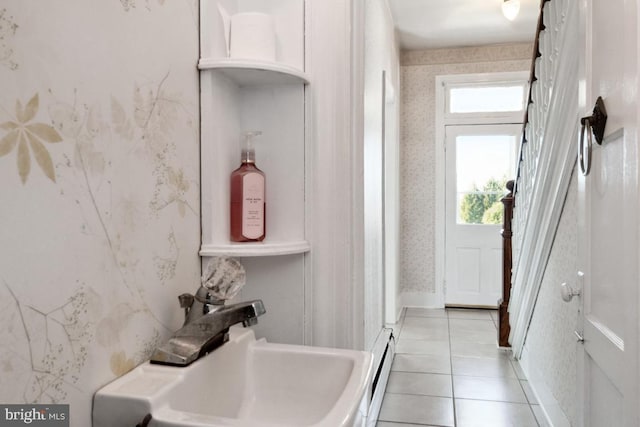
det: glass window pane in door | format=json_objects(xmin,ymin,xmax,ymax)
[{"xmin": 456, "ymin": 134, "xmax": 516, "ymax": 224}]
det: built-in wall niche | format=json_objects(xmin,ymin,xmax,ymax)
[
  {"xmin": 199, "ymin": 0, "xmax": 309, "ymax": 257},
  {"xmin": 200, "ymin": 76, "xmax": 308, "ymax": 256}
]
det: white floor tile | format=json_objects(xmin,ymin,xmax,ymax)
[
  {"xmin": 386, "ymin": 371, "xmax": 453, "ymax": 397},
  {"xmin": 447, "ymin": 308, "xmax": 494, "ymax": 320},
  {"xmin": 449, "ymin": 319, "xmax": 497, "ymax": 344},
  {"xmin": 455, "ymin": 399, "xmax": 539, "ymax": 427},
  {"xmin": 400, "ymin": 323, "xmax": 450, "ymax": 341},
  {"xmin": 450, "ymin": 341, "xmax": 511, "ymax": 359},
  {"xmin": 449, "ymin": 318, "xmax": 497, "ymax": 333},
  {"xmin": 453, "ymin": 376, "xmax": 528, "ymax": 403},
  {"xmin": 396, "ymin": 339, "xmax": 451, "ymax": 357},
  {"xmin": 405, "ymin": 307, "xmax": 448, "ymax": 318},
  {"xmin": 392, "ymin": 353, "xmax": 452, "ymax": 375},
  {"xmin": 379, "ymin": 393, "xmax": 454, "ymax": 426},
  {"xmin": 403, "ymin": 316, "xmax": 449, "ymax": 328},
  {"xmin": 452, "ymin": 356, "xmax": 517, "ymax": 378},
  {"xmin": 377, "ymin": 306, "xmax": 542, "ymax": 426},
  {"xmin": 449, "ymin": 329, "xmax": 498, "ymax": 345}
]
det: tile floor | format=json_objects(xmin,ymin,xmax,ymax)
[{"xmin": 377, "ymin": 307, "xmax": 549, "ymax": 427}]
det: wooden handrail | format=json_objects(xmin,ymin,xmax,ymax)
[
  {"xmin": 498, "ymin": 180, "xmax": 515, "ymax": 347},
  {"xmin": 515, "ymin": 0, "xmax": 549, "ymax": 196},
  {"xmin": 506, "ymin": 0, "xmax": 549, "ymax": 348}
]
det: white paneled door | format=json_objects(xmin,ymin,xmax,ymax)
[
  {"xmin": 576, "ymin": 0, "xmax": 639, "ymax": 425},
  {"xmin": 444, "ymin": 124, "xmax": 519, "ymax": 307}
]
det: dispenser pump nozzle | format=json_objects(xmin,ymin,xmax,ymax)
[{"xmin": 241, "ymin": 131, "xmax": 262, "ymax": 163}]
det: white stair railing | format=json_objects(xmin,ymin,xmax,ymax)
[{"xmin": 509, "ymin": 0, "xmax": 579, "ymax": 357}]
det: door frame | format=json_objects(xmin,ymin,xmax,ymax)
[{"xmin": 434, "ymin": 71, "xmax": 528, "ymax": 306}]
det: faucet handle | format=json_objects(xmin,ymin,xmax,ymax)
[
  {"xmin": 178, "ymin": 293, "xmax": 194, "ymax": 320},
  {"xmin": 202, "ymin": 257, "xmax": 246, "ymax": 301},
  {"xmin": 178, "ymin": 293, "xmax": 194, "ymax": 308}
]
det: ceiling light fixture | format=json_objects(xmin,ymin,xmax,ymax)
[{"xmin": 502, "ymin": 0, "xmax": 520, "ymax": 21}]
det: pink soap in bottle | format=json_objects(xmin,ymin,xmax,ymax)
[{"xmin": 230, "ymin": 131, "xmax": 266, "ymax": 242}]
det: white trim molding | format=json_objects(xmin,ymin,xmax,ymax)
[
  {"xmin": 519, "ymin": 346, "xmax": 572, "ymax": 427},
  {"xmin": 509, "ymin": 0, "xmax": 579, "ymax": 357},
  {"xmin": 434, "ymin": 71, "xmax": 528, "ymax": 308},
  {"xmin": 400, "ymin": 291, "xmax": 444, "ymax": 309}
]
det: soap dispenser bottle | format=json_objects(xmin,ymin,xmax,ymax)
[{"xmin": 230, "ymin": 131, "xmax": 266, "ymax": 242}]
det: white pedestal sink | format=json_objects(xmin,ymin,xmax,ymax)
[{"xmin": 93, "ymin": 326, "xmax": 373, "ymax": 427}]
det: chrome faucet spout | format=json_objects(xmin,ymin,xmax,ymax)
[
  {"xmin": 181, "ymin": 285, "xmax": 226, "ymax": 326},
  {"xmin": 150, "ymin": 299, "xmax": 266, "ymax": 366}
]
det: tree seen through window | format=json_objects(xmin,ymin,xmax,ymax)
[{"xmin": 459, "ymin": 176, "xmax": 507, "ymax": 225}]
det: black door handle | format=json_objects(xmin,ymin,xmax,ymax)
[{"xmin": 579, "ymin": 97, "xmax": 608, "ymax": 176}]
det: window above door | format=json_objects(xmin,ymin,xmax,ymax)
[{"xmin": 442, "ymin": 73, "xmax": 529, "ymax": 124}]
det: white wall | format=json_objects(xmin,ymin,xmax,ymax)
[
  {"xmin": 306, "ymin": 0, "xmax": 366, "ymax": 350},
  {"xmin": 364, "ymin": 0, "xmax": 401, "ymax": 343},
  {"xmin": 0, "ymin": 1, "xmax": 200, "ymax": 425},
  {"xmin": 399, "ymin": 43, "xmax": 532, "ymax": 306}
]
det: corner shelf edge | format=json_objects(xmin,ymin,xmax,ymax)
[
  {"xmin": 200, "ymin": 241, "xmax": 311, "ymax": 257},
  {"xmin": 198, "ymin": 58, "xmax": 310, "ymax": 85}
]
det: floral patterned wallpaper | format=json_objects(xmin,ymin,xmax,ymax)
[
  {"xmin": 0, "ymin": 8, "xmax": 18, "ymax": 71},
  {"xmin": 524, "ymin": 170, "xmax": 579, "ymax": 425},
  {"xmin": 401, "ymin": 42, "xmax": 534, "ymax": 67},
  {"xmin": 399, "ymin": 43, "xmax": 532, "ymax": 295},
  {"xmin": 0, "ymin": 1, "xmax": 200, "ymax": 425}
]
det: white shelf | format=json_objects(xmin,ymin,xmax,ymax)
[
  {"xmin": 198, "ymin": 58, "xmax": 310, "ymax": 85},
  {"xmin": 199, "ymin": 1, "xmax": 308, "ymax": 262},
  {"xmin": 200, "ymin": 241, "xmax": 311, "ymax": 257}
]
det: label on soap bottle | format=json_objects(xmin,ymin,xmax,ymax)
[{"xmin": 242, "ymin": 172, "xmax": 265, "ymax": 239}]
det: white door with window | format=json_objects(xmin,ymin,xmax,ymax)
[
  {"xmin": 444, "ymin": 124, "xmax": 519, "ymax": 306},
  {"xmin": 576, "ymin": 0, "xmax": 639, "ymax": 424},
  {"xmin": 436, "ymin": 73, "xmax": 527, "ymax": 308}
]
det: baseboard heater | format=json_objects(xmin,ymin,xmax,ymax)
[{"xmin": 366, "ymin": 328, "xmax": 395, "ymax": 426}]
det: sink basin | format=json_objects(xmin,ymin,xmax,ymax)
[{"xmin": 93, "ymin": 326, "xmax": 373, "ymax": 427}]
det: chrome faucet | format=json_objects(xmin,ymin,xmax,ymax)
[{"xmin": 150, "ymin": 285, "xmax": 266, "ymax": 366}]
